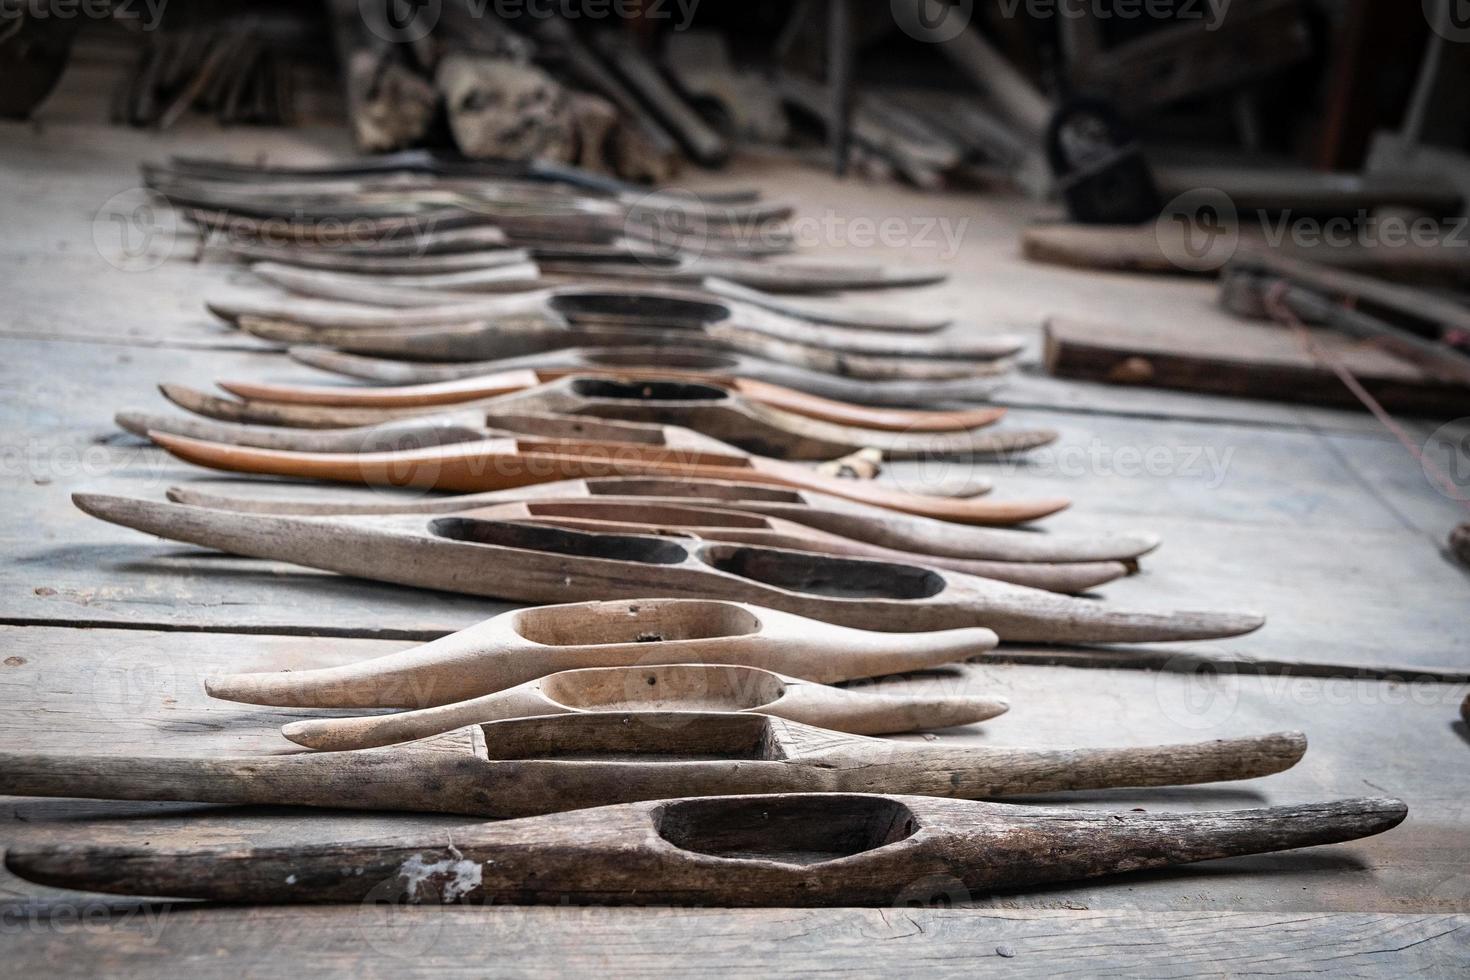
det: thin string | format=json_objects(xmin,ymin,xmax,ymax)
[{"xmin": 1261, "ymin": 280, "xmax": 1470, "ymax": 511}]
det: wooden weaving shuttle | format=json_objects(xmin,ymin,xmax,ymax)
[
  {"xmin": 153, "ymin": 150, "xmax": 763, "ymax": 202},
  {"xmin": 365, "ymin": 498, "xmax": 1128, "ymax": 593},
  {"xmin": 139, "ymin": 432, "xmax": 1064, "ymax": 524},
  {"xmin": 534, "ymin": 251, "xmax": 947, "ymax": 293},
  {"xmin": 256, "ymin": 249, "xmax": 947, "ymax": 296},
  {"xmin": 122, "ymin": 407, "xmax": 750, "ymax": 457},
  {"xmin": 232, "ymin": 274, "xmax": 1018, "ymax": 362},
  {"xmin": 0, "ymin": 709, "xmax": 1308, "ymax": 818},
  {"xmin": 239, "ymin": 316, "xmax": 1003, "ymax": 382},
  {"xmin": 4, "ymin": 792, "xmax": 1404, "ymax": 907},
  {"xmin": 287, "ymin": 345, "xmax": 1010, "ymax": 411},
  {"xmin": 74, "ymin": 494, "xmax": 1261, "ymax": 643},
  {"xmin": 185, "ymin": 206, "xmax": 483, "ymax": 243},
  {"xmin": 143, "ymin": 432, "xmax": 1092, "ymax": 554},
  {"xmin": 165, "ymin": 476, "xmax": 1154, "ymax": 563},
  {"xmin": 205, "ymin": 599, "xmax": 997, "ymax": 707},
  {"xmin": 203, "ymin": 375, "xmax": 1051, "ymax": 459},
  {"xmin": 139, "ymin": 396, "xmax": 997, "ymax": 499},
  {"xmin": 225, "ymin": 247, "xmax": 949, "ymax": 328},
  {"xmin": 276, "ymin": 663, "xmax": 1012, "ymax": 750},
  {"xmin": 223, "ymin": 237, "xmax": 531, "ymax": 270},
  {"xmin": 197, "ymin": 207, "xmax": 789, "ymax": 261},
  {"xmin": 151, "ymin": 490, "xmax": 1111, "ymax": 592},
  {"xmin": 219, "ymin": 365, "xmax": 1008, "ymax": 434},
  {"xmin": 181, "ymin": 182, "xmax": 789, "ymax": 246},
  {"xmin": 266, "ymin": 266, "xmax": 950, "ymax": 332},
  {"xmin": 235, "ymin": 243, "xmax": 950, "ymax": 304},
  {"xmin": 165, "ymin": 476, "xmax": 1156, "ymax": 563},
  {"xmin": 152, "ymin": 171, "xmax": 777, "ymax": 223}
]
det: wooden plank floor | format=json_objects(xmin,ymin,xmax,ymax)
[{"xmin": 2, "ymin": 57, "xmax": 1468, "ymax": 975}]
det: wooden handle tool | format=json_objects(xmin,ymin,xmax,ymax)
[
  {"xmin": 4, "ymin": 792, "xmax": 1405, "ymax": 906},
  {"xmin": 75, "ymin": 494, "xmax": 1261, "ymax": 644},
  {"xmin": 206, "ymin": 598, "xmax": 996, "ymax": 708},
  {"xmin": 0, "ymin": 710, "xmax": 1307, "ymax": 817},
  {"xmin": 219, "ymin": 367, "xmax": 1009, "ymax": 434},
  {"xmin": 166, "ymin": 475, "xmax": 1156, "ymax": 564},
  {"xmin": 278, "ymin": 663, "xmax": 1012, "ymax": 750},
  {"xmin": 187, "ymin": 374, "xmax": 1053, "ymax": 460},
  {"xmin": 142, "ymin": 432, "xmax": 1065, "ymax": 524},
  {"xmin": 239, "ymin": 314, "xmax": 1007, "ymax": 382},
  {"xmin": 288, "ymin": 345, "xmax": 1010, "ymax": 407}
]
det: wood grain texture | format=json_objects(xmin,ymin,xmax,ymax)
[
  {"xmin": 6, "ymin": 98, "xmax": 1467, "ymax": 971},
  {"xmin": 160, "ymin": 476, "xmax": 1158, "ymax": 563},
  {"xmin": 0, "ymin": 714, "xmax": 1309, "ymax": 819},
  {"xmin": 1, "ymin": 908, "xmax": 1463, "ymax": 978},
  {"xmin": 202, "ymin": 599, "xmax": 999, "ymax": 707},
  {"xmin": 234, "ymin": 314, "xmax": 1015, "ymax": 383},
  {"xmin": 6, "ymin": 793, "xmax": 1403, "ymax": 905},
  {"xmin": 139, "ymin": 432, "xmax": 1070, "ymax": 524},
  {"xmin": 1, "ymin": 333, "xmax": 1463, "ymax": 671},
  {"xmin": 212, "ymin": 281, "xmax": 1023, "ymax": 365},
  {"xmin": 0, "ymin": 625, "xmax": 1463, "ymax": 914},
  {"xmin": 73, "ymin": 493, "xmax": 1263, "ymax": 645},
  {"xmin": 216, "ymin": 365, "xmax": 1011, "ymax": 434},
  {"xmin": 190, "ymin": 374, "xmax": 1056, "ymax": 460},
  {"xmin": 1044, "ymin": 316, "xmax": 1470, "ymax": 416},
  {"xmin": 275, "ymin": 663, "xmax": 1014, "ymax": 750},
  {"xmin": 285, "ymin": 344, "xmax": 1012, "ymax": 407}
]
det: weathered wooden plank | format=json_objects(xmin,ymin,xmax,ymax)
[
  {"xmin": 2, "ymin": 908, "xmax": 1466, "ymax": 979},
  {"xmin": 2, "ymin": 335, "xmax": 1466, "ymax": 669},
  {"xmin": 1044, "ymin": 316, "xmax": 1470, "ymax": 417},
  {"xmin": 1, "ymin": 109, "xmax": 1440, "ymax": 439},
  {"xmin": 0, "ymin": 626, "xmax": 1464, "ymax": 915}
]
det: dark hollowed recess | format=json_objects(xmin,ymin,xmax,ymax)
[
  {"xmin": 704, "ymin": 545, "xmax": 945, "ymax": 599},
  {"xmin": 527, "ymin": 501, "xmax": 771, "ymax": 529},
  {"xmin": 656, "ymin": 796, "xmax": 918, "ymax": 864},
  {"xmin": 513, "ymin": 600, "xmax": 762, "ymax": 646},
  {"xmin": 589, "ymin": 478, "xmax": 804, "ymax": 503},
  {"xmin": 429, "ymin": 518, "xmax": 690, "ymax": 564},
  {"xmin": 550, "ymin": 292, "xmax": 726, "ymax": 325},
  {"xmin": 478, "ymin": 711, "xmax": 775, "ymax": 761},
  {"xmin": 585, "ymin": 349, "xmax": 741, "ymax": 370},
  {"xmin": 570, "ymin": 377, "xmax": 731, "ymax": 403}
]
